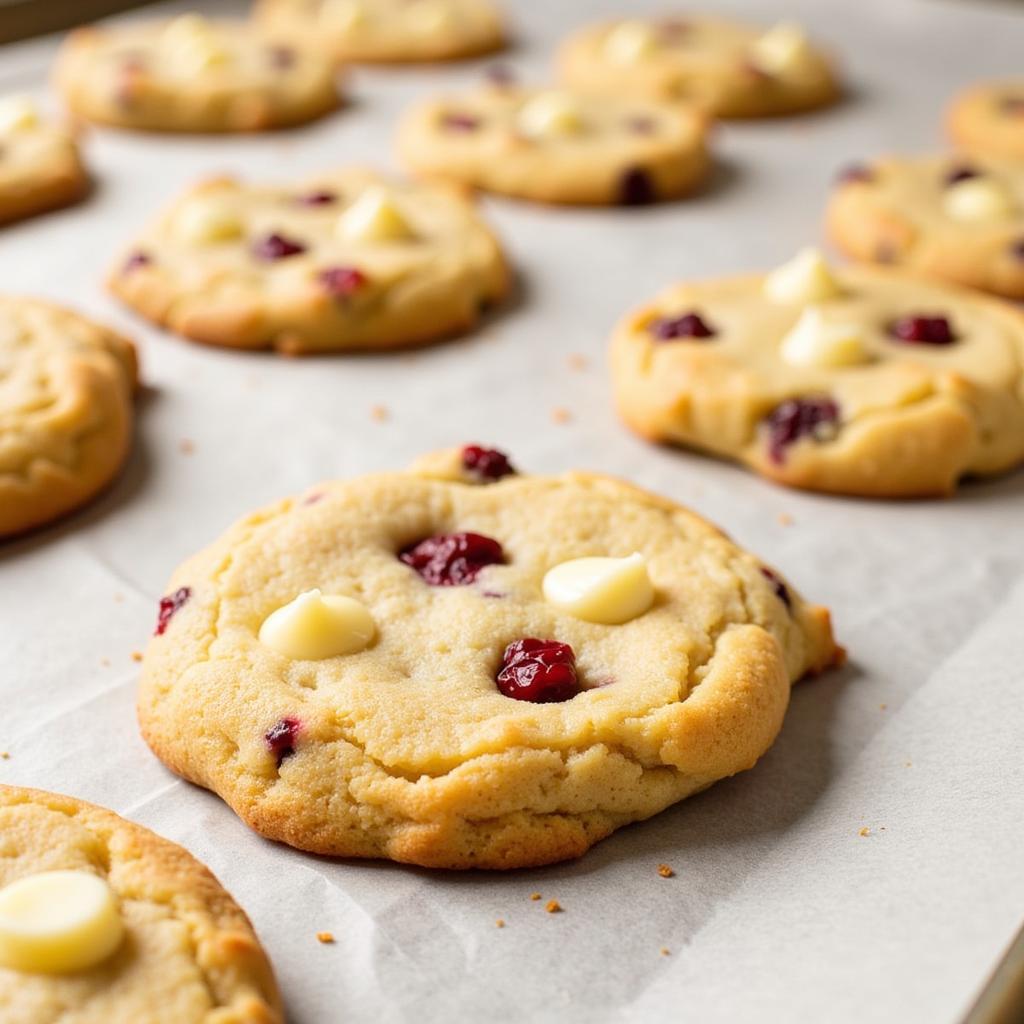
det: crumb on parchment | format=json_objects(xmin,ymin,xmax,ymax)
[
  {"xmin": 0, "ymin": 752, "xmax": 9, "ymax": 760},
  {"xmin": 545, "ymin": 900, "xmax": 562, "ymax": 914},
  {"xmin": 567, "ymin": 353, "xmax": 588, "ymax": 371},
  {"xmin": 370, "ymin": 404, "xmax": 389, "ymax": 422},
  {"xmin": 495, "ymin": 919, "xmax": 505, "ymax": 928},
  {"xmin": 551, "ymin": 407, "xmax": 572, "ymax": 425},
  {"xmin": 859, "ymin": 827, "xmax": 870, "ymax": 837},
  {"xmin": 660, "ymin": 948, "xmax": 670, "ymax": 957},
  {"xmin": 529, "ymin": 892, "xmax": 541, "ymax": 901},
  {"xmin": 131, "ymin": 651, "xmax": 143, "ymax": 662},
  {"xmin": 316, "ymin": 932, "xmax": 335, "ymax": 944},
  {"xmin": 657, "ymin": 864, "xmax": 675, "ymax": 878},
  {"xmin": 179, "ymin": 439, "xmax": 195, "ymax": 455}
]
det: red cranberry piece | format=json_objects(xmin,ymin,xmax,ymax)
[
  {"xmin": 760, "ymin": 567, "xmax": 791, "ymax": 609},
  {"xmin": 764, "ymin": 397, "xmax": 840, "ymax": 465},
  {"xmin": 496, "ymin": 639, "xmax": 580, "ymax": 703},
  {"xmin": 485, "ymin": 64, "xmax": 517, "ymax": 87},
  {"xmin": 123, "ymin": 250, "xmax": 152, "ymax": 273},
  {"xmin": 626, "ymin": 116, "xmax": 657, "ymax": 135},
  {"xmin": 441, "ymin": 112, "xmax": 481, "ymax": 131},
  {"xmin": 252, "ymin": 233, "xmax": 307, "ymax": 261},
  {"xmin": 265, "ymin": 717, "xmax": 301, "ymax": 766},
  {"xmin": 650, "ymin": 311, "xmax": 717, "ymax": 341},
  {"xmin": 400, "ymin": 532, "xmax": 504, "ymax": 585},
  {"xmin": 297, "ymin": 190, "xmax": 338, "ymax": 206},
  {"xmin": 620, "ymin": 168, "xmax": 656, "ymax": 206},
  {"xmin": 268, "ymin": 45, "xmax": 295, "ymax": 69},
  {"xmin": 836, "ymin": 163, "xmax": 874, "ymax": 184},
  {"xmin": 889, "ymin": 315, "xmax": 955, "ymax": 345},
  {"xmin": 154, "ymin": 587, "xmax": 191, "ymax": 636},
  {"xmin": 1011, "ymin": 239, "xmax": 1024, "ymax": 260},
  {"xmin": 318, "ymin": 266, "xmax": 367, "ymax": 297},
  {"xmin": 461, "ymin": 445, "xmax": 515, "ymax": 482},
  {"xmin": 998, "ymin": 95, "xmax": 1024, "ymax": 115},
  {"xmin": 657, "ymin": 18, "xmax": 691, "ymax": 41},
  {"xmin": 944, "ymin": 164, "xmax": 980, "ymax": 187}
]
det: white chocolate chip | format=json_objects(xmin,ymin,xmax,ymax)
[
  {"xmin": 944, "ymin": 177, "xmax": 1016, "ymax": 224},
  {"xmin": 161, "ymin": 15, "xmax": 231, "ymax": 73},
  {"xmin": 337, "ymin": 186, "xmax": 416, "ymax": 243},
  {"xmin": 603, "ymin": 21, "xmax": 660, "ymax": 64},
  {"xmin": 764, "ymin": 248, "xmax": 844, "ymax": 305},
  {"xmin": 258, "ymin": 589, "xmax": 376, "ymax": 660},
  {"xmin": 780, "ymin": 307, "xmax": 868, "ymax": 368},
  {"xmin": 0, "ymin": 95, "xmax": 40, "ymax": 134},
  {"xmin": 323, "ymin": 0, "xmax": 367, "ymax": 30},
  {"xmin": 749, "ymin": 22, "xmax": 812, "ymax": 74},
  {"xmin": 174, "ymin": 197, "xmax": 244, "ymax": 245},
  {"xmin": 542, "ymin": 553, "xmax": 655, "ymax": 625},
  {"xmin": 517, "ymin": 91, "xmax": 585, "ymax": 139},
  {"xmin": 0, "ymin": 871, "xmax": 124, "ymax": 975}
]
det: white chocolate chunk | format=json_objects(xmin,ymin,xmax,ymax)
[
  {"xmin": 174, "ymin": 197, "xmax": 244, "ymax": 244},
  {"xmin": 944, "ymin": 177, "xmax": 1016, "ymax": 224},
  {"xmin": 337, "ymin": 186, "xmax": 416, "ymax": 243},
  {"xmin": 517, "ymin": 91, "xmax": 585, "ymax": 139},
  {"xmin": 0, "ymin": 95, "xmax": 40, "ymax": 134},
  {"xmin": 0, "ymin": 871, "xmax": 124, "ymax": 975},
  {"xmin": 259, "ymin": 589, "xmax": 376, "ymax": 659},
  {"xmin": 323, "ymin": 0, "xmax": 367, "ymax": 31},
  {"xmin": 749, "ymin": 22, "xmax": 812, "ymax": 74},
  {"xmin": 764, "ymin": 247, "xmax": 844, "ymax": 304},
  {"xmin": 603, "ymin": 21, "xmax": 659, "ymax": 64},
  {"xmin": 780, "ymin": 307, "xmax": 868, "ymax": 368},
  {"xmin": 407, "ymin": 1, "xmax": 454, "ymax": 34},
  {"xmin": 161, "ymin": 15, "xmax": 231, "ymax": 73},
  {"xmin": 543, "ymin": 553, "xmax": 655, "ymax": 625}
]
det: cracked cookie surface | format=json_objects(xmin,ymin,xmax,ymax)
[
  {"xmin": 0, "ymin": 297, "xmax": 137, "ymax": 538},
  {"xmin": 947, "ymin": 80, "xmax": 1024, "ymax": 162},
  {"xmin": 138, "ymin": 450, "xmax": 838, "ymax": 870},
  {"xmin": 0, "ymin": 785, "xmax": 282, "ymax": 1024}
]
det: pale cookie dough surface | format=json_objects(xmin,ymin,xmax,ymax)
[
  {"xmin": 0, "ymin": 298, "xmax": 137, "ymax": 539},
  {"xmin": 54, "ymin": 16, "xmax": 340, "ymax": 134},
  {"xmin": 558, "ymin": 15, "xmax": 840, "ymax": 120},
  {"xmin": 827, "ymin": 156, "xmax": 1024, "ymax": 299},
  {"xmin": 610, "ymin": 266, "xmax": 1024, "ymax": 497},
  {"xmin": 947, "ymin": 80, "xmax": 1024, "ymax": 162},
  {"xmin": 137, "ymin": 451, "xmax": 838, "ymax": 870},
  {"xmin": 255, "ymin": 0, "xmax": 505, "ymax": 64},
  {"xmin": 0, "ymin": 786, "xmax": 282, "ymax": 1024},
  {"xmin": 107, "ymin": 168, "xmax": 510, "ymax": 353},
  {"xmin": 397, "ymin": 83, "xmax": 711, "ymax": 206}
]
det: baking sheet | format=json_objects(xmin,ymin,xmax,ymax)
[{"xmin": 2, "ymin": 0, "xmax": 1024, "ymax": 1021}]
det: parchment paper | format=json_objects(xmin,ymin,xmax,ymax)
[{"xmin": 2, "ymin": 1, "xmax": 1023, "ymax": 1021}]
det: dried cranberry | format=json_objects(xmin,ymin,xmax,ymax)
[
  {"xmin": 123, "ymin": 250, "xmax": 152, "ymax": 273},
  {"xmin": 889, "ymin": 315, "xmax": 955, "ymax": 345},
  {"xmin": 626, "ymin": 116, "xmax": 657, "ymax": 135},
  {"xmin": 620, "ymin": 167, "xmax": 656, "ymax": 206},
  {"xmin": 441, "ymin": 112, "xmax": 481, "ymax": 132},
  {"xmin": 1011, "ymin": 239, "xmax": 1024, "ymax": 260},
  {"xmin": 944, "ymin": 164, "xmax": 980, "ymax": 187},
  {"xmin": 760, "ymin": 567, "xmax": 791, "ymax": 609},
  {"xmin": 836, "ymin": 164, "xmax": 874, "ymax": 185},
  {"xmin": 265, "ymin": 717, "xmax": 301, "ymax": 766},
  {"xmin": 496, "ymin": 639, "xmax": 580, "ymax": 703},
  {"xmin": 657, "ymin": 18, "xmax": 691, "ymax": 40},
  {"xmin": 485, "ymin": 64, "xmax": 516, "ymax": 88},
  {"xmin": 268, "ymin": 45, "xmax": 295, "ymax": 69},
  {"xmin": 461, "ymin": 445, "xmax": 515, "ymax": 482},
  {"xmin": 252, "ymin": 233, "xmax": 306, "ymax": 261},
  {"xmin": 999, "ymin": 95, "xmax": 1024, "ymax": 115},
  {"xmin": 297, "ymin": 190, "xmax": 338, "ymax": 206},
  {"xmin": 155, "ymin": 587, "xmax": 191, "ymax": 636},
  {"xmin": 764, "ymin": 397, "xmax": 840, "ymax": 464},
  {"xmin": 649, "ymin": 311, "xmax": 717, "ymax": 341},
  {"xmin": 400, "ymin": 533, "xmax": 504, "ymax": 585},
  {"xmin": 318, "ymin": 266, "xmax": 367, "ymax": 297}
]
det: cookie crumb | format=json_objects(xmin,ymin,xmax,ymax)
[
  {"xmin": 904, "ymin": 761, "xmax": 912, "ymax": 768},
  {"xmin": 879, "ymin": 703, "xmax": 888, "ymax": 711},
  {"xmin": 529, "ymin": 892, "xmax": 541, "ymax": 901},
  {"xmin": 179, "ymin": 439, "xmax": 195, "ymax": 455},
  {"xmin": 858, "ymin": 826, "xmax": 870, "ymax": 837},
  {"xmin": 0, "ymin": 752, "xmax": 9, "ymax": 760},
  {"xmin": 545, "ymin": 900, "xmax": 562, "ymax": 914},
  {"xmin": 113, "ymin": 593, "xmax": 124, "ymax": 603},
  {"xmin": 495, "ymin": 918, "xmax": 505, "ymax": 928},
  {"xmin": 100, "ymin": 657, "xmax": 111, "ymax": 668},
  {"xmin": 370, "ymin": 404, "xmax": 389, "ymax": 422},
  {"xmin": 660, "ymin": 947, "xmax": 670, "ymax": 957},
  {"xmin": 316, "ymin": 931, "xmax": 335, "ymax": 944},
  {"xmin": 567, "ymin": 353, "xmax": 588, "ymax": 371},
  {"xmin": 777, "ymin": 512, "xmax": 794, "ymax": 526},
  {"xmin": 130, "ymin": 650, "xmax": 143, "ymax": 663},
  {"xmin": 657, "ymin": 863, "xmax": 675, "ymax": 878},
  {"xmin": 551, "ymin": 407, "xmax": 572, "ymax": 425}
]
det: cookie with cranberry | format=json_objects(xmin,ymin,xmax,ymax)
[
  {"xmin": 610, "ymin": 250, "xmax": 1024, "ymax": 497},
  {"xmin": 397, "ymin": 82, "xmax": 710, "ymax": 206},
  {"xmin": 558, "ymin": 16, "xmax": 840, "ymax": 119},
  {"xmin": 107, "ymin": 168, "xmax": 509, "ymax": 353},
  {"xmin": 254, "ymin": 0, "xmax": 505, "ymax": 64},
  {"xmin": 947, "ymin": 80, "xmax": 1024, "ymax": 162},
  {"xmin": 54, "ymin": 13, "xmax": 339, "ymax": 134},
  {"xmin": 0, "ymin": 785, "xmax": 282, "ymax": 1023},
  {"xmin": 138, "ymin": 446, "xmax": 838, "ymax": 870},
  {"xmin": 0, "ymin": 297, "xmax": 137, "ymax": 539},
  {"xmin": 0, "ymin": 96, "xmax": 89, "ymax": 226}
]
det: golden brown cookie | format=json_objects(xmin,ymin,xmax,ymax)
[{"xmin": 947, "ymin": 80, "xmax": 1024, "ymax": 162}]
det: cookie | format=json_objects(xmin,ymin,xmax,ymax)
[
  {"xmin": 826, "ymin": 156, "xmax": 1024, "ymax": 299},
  {"xmin": 137, "ymin": 446, "xmax": 838, "ymax": 870},
  {"xmin": 0, "ymin": 298, "xmax": 137, "ymax": 539},
  {"xmin": 107, "ymin": 168, "xmax": 509, "ymax": 353},
  {"xmin": 255, "ymin": 0, "xmax": 505, "ymax": 64},
  {"xmin": 54, "ymin": 13, "xmax": 340, "ymax": 134},
  {"xmin": 558, "ymin": 16, "xmax": 840, "ymax": 119},
  {"xmin": 0, "ymin": 96, "xmax": 89, "ymax": 226},
  {"xmin": 947, "ymin": 80, "xmax": 1024, "ymax": 162},
  {"xmin": 0, "ymin": 785, "xmax": 282, "ymax": 1023},
  {"xmin": 397, "ymin": 83, "xmax": 711, "ymax": 206},
  {"xmin": 610, "ymin": 249, "xmax": 1024, "ymax": 497}
]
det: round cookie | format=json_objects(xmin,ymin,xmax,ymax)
[
  {"xmin": 0, "ymin": 785, "xmax": 282, "ymax": 1023},
  {"xmin": 610, "ymin": 250, "xmax": 1024, "ymax": 497},
  {"xmin": 0, "ymin": 96, "xmax": 89, "ymax": 227},
  {"xmin": 826, "ymin": 156, "xmax": 1024, "ymax": 300},
  {"xmin": 254, "ymin": 0, "xmax": 505, "ymax": 64},
  {"xmin": 397, "ymin": 83, "xmax": 711, "ymax": 206},
  {"xmin": 0, "ymin": 298, "xmax": 137, "ymax": 539},
  {"xmin": 54, "ymin": 13, "xmax": 340, "ymax": 134},
  {"xmin": 558, "ymin": 16, "xmax": 840, "ymax": 119},
  {"xmin": 947, "ymin": 80, "xmax": 1024, "ymax": 162},
  {"xmin": 107, "ymin": 168, "xmax": 509, "ymax": 353},
  {"xmin": 138, "ymin": 446, "xmax": 839, "ymax": 870}
]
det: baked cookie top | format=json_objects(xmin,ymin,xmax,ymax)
[
  {"xmin": 0, "ymin": 96, "xmax": 88, "ymax": 226},
  {"xmin": 255, "ymin": 0, "xmax": 505, "ymax": 64},
  {"xmin": 54, "ymin": 13, "xmax": 340, "ymax": 133},
  {"xmin": 397, "ymin": 82, "xmax": 711, "ymax": 205},
  {"xmin": 610, "ymin": 251, "xmax": 1024, "ymax": 497},
  {"xmin": 558, "ymin": 15, "xmax": 840, "ymax": 119},
  {"xmin": 0, "ymin": 785, "xmax": 282, "ymax": 1024},
  {"xmin": 107, "ymin": 168, "xmax": 509, "ymax": 353},
  {"xmin": 0, "ymin": 297, "xmax": 137, "ymax": 538},
  {"xmin": 138, "ymin": 448, "xmax": 838, "ymax": 869},
  {"xmin": 947, "ymin": 80, "xmax": 1024, "ymax": 162}
]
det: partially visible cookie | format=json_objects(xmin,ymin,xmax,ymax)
[
  {"xmin": 0, "ymin": 298, "xmax": 137, "ymax": 539},
  {"xmin": 107, "ymin": 168, "xmax": 509, "ymax": 353},
  {"xmin": 255, "ymin": 0, "xmax": 505, "ymax": 64},
  {"xmin": 947, "ymin": 80, "xmax": 1024, "ymax": 162},
  {"xmin": 54, "ymin": 13, "xmax": 340, "ymax": 133},
  {"xmin": 558, "ymin": 16, "xmax": 840, "ymax": 119},
  {"xmin": 826, "ymin": 156, "xmax": 1024, "ymax": 299},
  {"xmin": 397, "ymin": 83, "xmax": 711, "ymax": 205},
  {"xmin": 0, "ymin": 96, "xmax": 88, "ymax": 226},
  {"xmin": 0, "ymin": 785, "xmax": 282, "ymax": 1024},
  {"xmin": 610, "ymin": 250, "xmax": 1024, "ymax": 497}
]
